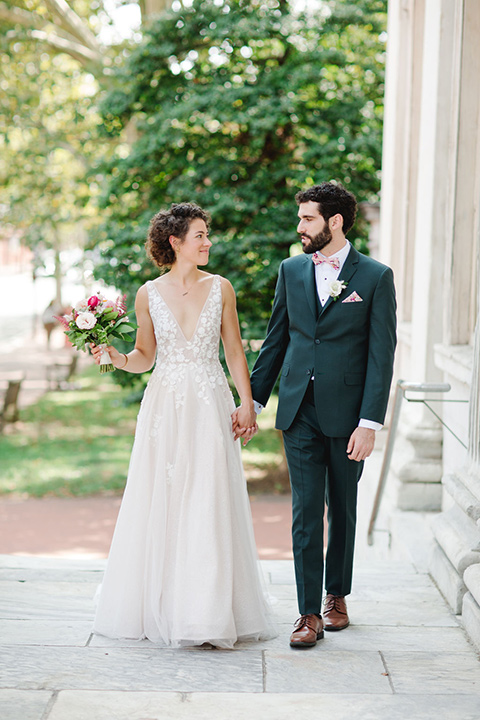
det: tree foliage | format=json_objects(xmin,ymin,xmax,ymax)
[
  {"xmin": 91, "ymin": 0, "xmax": 387, "ymax": 349},
  {"xmin": 0, "ymin": 0, "xmax": 169, "ymax": 73},
  {"xmin": 0, "ymin": 27, "xmax": 104, "ymax": 300},
  {"xmin": 0, "ymin": 0, "xmax": 106, "ymax": 74}
]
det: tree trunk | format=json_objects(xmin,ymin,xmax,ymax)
[
  {"xmin": 142, "ymin": 0, "xmax": 171, "ymax": 21},
  {"xmin": 53, "ymin": 236, "xmax": 63, "ymax": 307}
]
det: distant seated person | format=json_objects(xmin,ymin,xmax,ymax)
[{"xmin": 42, "ymin": 300, "xmax": 62, "ymax": 349}]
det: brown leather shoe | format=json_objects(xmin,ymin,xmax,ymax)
[
  {"xmin": 323, "ymin": 594, "xmax": 349, "ymax": 631},
  {"xmin": 289, "ymin": 614, "xmax": 324, "ymax": 648}
]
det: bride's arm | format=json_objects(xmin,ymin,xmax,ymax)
[
  {"xmin": 91, "ymin": 285, "xmax": 157, "ymax": 373},
  {"xmin": 220, "ymin": 278, "xmax": 256, "ymax": 432}
]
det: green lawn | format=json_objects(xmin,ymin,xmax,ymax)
[{"xmin": 0, "ymin": 368, "xmax": 286, "ymax": 497}]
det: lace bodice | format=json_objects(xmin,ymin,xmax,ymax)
[{"xmin": 145, "ymin": 275, "xmax": 230, "ymax": 406}]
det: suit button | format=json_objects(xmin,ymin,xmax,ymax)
[
  {"xmin": 315, "ymin": 339, "xmax": 320, "ymax": 344},
  {"xmin": 306, "ymin": 369, "xmax": 311, "ymax": 374}
]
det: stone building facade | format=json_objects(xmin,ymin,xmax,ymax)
[{"xmin": 379, "ymin": 0, "xmax": 480, "ymax": 649}]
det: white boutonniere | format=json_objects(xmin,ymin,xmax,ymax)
[{"xmin": 329, "ymin": 279, "xmax": 347, "ymax": 301}]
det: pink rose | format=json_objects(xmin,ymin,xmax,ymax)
[
  {"xmin": 104, "ymin": 300, "xmax": 115, "ymax": 309},
  {"xmin": 87, "ymin": 295, "xmax": 100, "ymax": 309}
]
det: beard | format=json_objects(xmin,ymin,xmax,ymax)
[{"xmin": 300, "ymin": 225, "xmax": 333, "ymax": 254}]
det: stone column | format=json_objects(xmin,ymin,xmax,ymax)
[
  {"xmin": 429, "ymin": 0, "xmax": 480, "ymax": 637},
  {"xmin": 384, "ymin": 0, "xmax": 455, "ymax": 511}
]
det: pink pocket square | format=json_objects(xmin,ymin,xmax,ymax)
[{"xmin": 342, "ymin": 291, "xmax": 363, "ymax": 303}]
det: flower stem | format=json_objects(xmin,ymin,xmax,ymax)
[{"xmin": 100, "ymin": 364, "xmax": 115, "ymax": 374}]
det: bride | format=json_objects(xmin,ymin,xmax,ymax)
[{"xmin": 91, "ymin": 202, "xmax": 276, "ymax": 648}]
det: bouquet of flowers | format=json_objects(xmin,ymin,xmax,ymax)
[{"xmin": 56, "ymin": 292, "xmax": 136, "ymax": 373}]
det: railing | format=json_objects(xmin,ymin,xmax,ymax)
[{"xmin": 367, "ymin": 380, "xmax": 468, "ymax": 546}]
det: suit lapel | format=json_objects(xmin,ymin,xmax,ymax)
[
  {"xmin": 303, "ymin": 255, "xmax": 318, "ymax": 320},
  {"xmin": 318, "ymin": 245, "xmax": 360, "ymax": 316}
]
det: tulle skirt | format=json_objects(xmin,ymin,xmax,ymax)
[{"xmin": 93, "ymin": 367, "xmax": 277, "ymax": 648}]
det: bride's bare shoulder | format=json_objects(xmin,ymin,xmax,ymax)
[
  {"xmin": 217, "ymin": 276, "xmax": 236, "ymax": 305},
  {"xmin": 217, "ymin": 275, "xmax": 234, "ymax": 291},
  {"xmin": 153, "ymin": 273, "xmax": 171, "ymax": 286},
  {"xmin": 135, "ymin": 283, "xmax": 150, "ymax": 307}
]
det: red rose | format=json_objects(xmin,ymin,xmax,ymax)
[{"xmin": 87, "ymin": 295, "xmax": 100, "ymax": 309}]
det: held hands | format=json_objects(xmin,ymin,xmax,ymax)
[
  {"xmin": 346, "ymin": 427, "xmax": 375, "ymax": 462},
  {"xmin": 231, "ymin": 404, "xmax": 258, "ymax": 446}
]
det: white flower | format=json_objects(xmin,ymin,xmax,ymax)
[
  {"xmin": 75, "ymin": 311, "xmax": 97, "ymax": 329},
  {"xmin": 329, "ymin": 280, "xmax": 347, "ymax": 300},
  {"xmin": 75, "ymin": 299, "xmax": 88, "ymax": 312}
]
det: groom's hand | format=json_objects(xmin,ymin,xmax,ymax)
[
  {"xmin": 238, "ymin": 423, "xmax": 258, "ymax": 446},
  {"xmin": 346, "ymin": 427, "xmax": 375, "ymax": 462}
]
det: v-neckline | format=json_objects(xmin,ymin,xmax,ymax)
[{"xmin": 152, "ymin": 275, "xmax": 217, "ymax": 343}]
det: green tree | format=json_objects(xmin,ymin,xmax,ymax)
[
  {"xmin": 0, "ymin": 0, "xmax": 172, "ymax": 302},
  {"xmin": 0, "ymin": 0, "xmax": 171, "ymax": 75},
  {"xmin": 0, "ymin": 36, "xmax": 103, "ymax": 302},
  {"xmin": 92, "ymin": 0, "xmax": 387, "ymax": 350}
]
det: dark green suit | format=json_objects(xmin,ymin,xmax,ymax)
[{"xmin": 251, "ymin": 246, "xmax": 396, "ymax": 613}]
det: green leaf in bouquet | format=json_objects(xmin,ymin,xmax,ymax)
[
  {"xmin": 112, "ymin": 315, "xmax": 137, "ymax": 331},
  {"xmin": 73, "ymin": 334, "xmax": 88, "ymax": 351},
  {"xmin": 100, "ymin": 308, "xmax": 117, "ymax": 321}
]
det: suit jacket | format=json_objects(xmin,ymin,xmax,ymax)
[{"xmin": 250, "ymin": 246, "xmax": 397, "ymax": 436}]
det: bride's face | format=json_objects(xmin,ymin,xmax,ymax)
[{"xmin": 173, "ymin": 218, "xmax": 211, "ymax": 265}]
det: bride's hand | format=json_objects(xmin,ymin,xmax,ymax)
[
  {"xmin": 90, "ymin": 342, "xmax": 122, "ymax": 366},
  {"xmin": 232, "ymin": 405, "xmax": 258, "ymax": 445},
  {"xmin": 235, "ymin": 403, "xmax": 256, "ymax": 432}
]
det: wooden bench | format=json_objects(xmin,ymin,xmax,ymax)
[
  {"xmin": 0, "ymin": 373, "xmax": 24, "ymax": 432},
  {"xmin": 46, "ymin": 354, "xmax": 79, "ymax": 390}
]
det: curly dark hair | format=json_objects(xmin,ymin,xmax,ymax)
[
  {"xmin": 145, "ymin": 202, "xmax": 210, "ymax": 267},
  {"xmin": 295, "ymin": 182, "xmax": 357, "ymax": 234}
]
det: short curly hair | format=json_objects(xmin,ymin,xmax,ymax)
[
  {"xmin": 295, "ymin": 182, "xmax": 357, "ymax": 234},
  {"xmin": 145, "ymin": 202, "xmax": 210, "ymax": 267}
]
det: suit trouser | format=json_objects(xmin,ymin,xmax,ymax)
[{"xmin": 282, "ymin": 380, "xmax": 364, "ymax": 615}]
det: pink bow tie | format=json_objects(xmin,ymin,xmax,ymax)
[{"xmin": 312, "ymin": 252, "xmax": 340, "ymax": 270}]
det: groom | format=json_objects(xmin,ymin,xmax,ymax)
[{"xmin": 250, "ymin": 182, "xmax": 396, "ymax": 648}]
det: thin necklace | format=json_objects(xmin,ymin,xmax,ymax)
[
  {"xmin": 181, "ymin": 279, "xmax": 198, "ymax": 296},
  {"xmin": 168, "ymin": 277, "xmax": 197, "ymax": 296}
]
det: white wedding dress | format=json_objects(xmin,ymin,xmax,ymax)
[{"xmin": 93, "ymin": 275, "xmax": 276, "ymax": 648}]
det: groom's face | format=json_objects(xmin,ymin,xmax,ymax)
[{"xmin": 297, "ymin": 201, "xmax": 332, "ymax": 254}]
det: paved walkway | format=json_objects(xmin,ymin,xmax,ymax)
[
  {"xmin": 0, "ymin": 494, "xmax": 293, "ymax": 561},
  {"xmin": 2, "ymin": 447, "xmax": 480, "ymax": 720}
]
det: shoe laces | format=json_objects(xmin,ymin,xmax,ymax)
[
  {"xmin": 294, "ymin": 614, "xmax": 320, "ymax": 630},
  {"xmin": 324, "ymin": 595, "xmax": 346, "ymax": 614}
]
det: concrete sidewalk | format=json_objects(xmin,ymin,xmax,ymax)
[{"xmin": 2, "ymin": 449, "xmax": 480, "ymax": 719}]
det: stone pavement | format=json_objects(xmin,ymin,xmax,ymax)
[
  {"xmin": 2, "ymin": 447, "xmax": 480, "ymax": 719},
  {"xmin": 1, "ymin": 553, "xmax": 480, "ymax": 720}
]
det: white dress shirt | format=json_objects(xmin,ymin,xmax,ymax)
[
  {"xmin": 254, "ymin": 242, "xmax": 382, "ymax": 432},
  {"xmin": 314, "ymin": 239, "xmax": 351, "ymax": 306}
]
